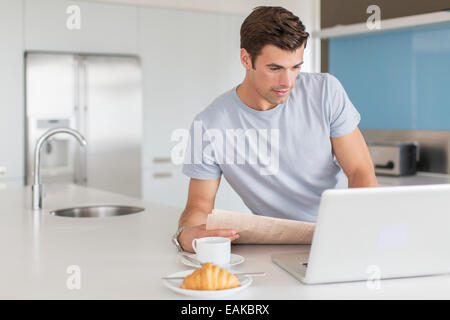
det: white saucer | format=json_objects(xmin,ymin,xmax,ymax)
[
  {"xmin": 163, "ymin": 269, "xmax": 252, "ymax": 298},
  {"xmin": 180, "ymin": 253, "xmax": 245, "ymax": 268}
]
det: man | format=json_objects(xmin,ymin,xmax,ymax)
[{"xmin": 172, "ymin": 6, "xmax": 377, "ymax": 253}]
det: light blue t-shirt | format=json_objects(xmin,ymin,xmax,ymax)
[{"xmin": 182, "ymin": 72, "xmax": 361, "ymax": 222}]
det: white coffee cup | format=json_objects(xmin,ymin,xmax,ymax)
[{"xmin": 192, "ymin": 237, "xmax": 231, "ymax": 265}]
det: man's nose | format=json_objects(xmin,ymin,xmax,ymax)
[{"xmin": 279, "ymin": 70, "xmax": 295, "ymax": 88}]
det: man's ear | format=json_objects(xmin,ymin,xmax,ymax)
[{"xmin": 240, "ymin": 48, "xmax": 253, "ymax": 70}]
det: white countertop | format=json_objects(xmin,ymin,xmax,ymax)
[
  {"xmin": 2, "ymin": 183, "xmax": 450, "ymax": 299},
  {"xmin": 376, "ymin": 171, "xmax": 450, "ymax": 187}
]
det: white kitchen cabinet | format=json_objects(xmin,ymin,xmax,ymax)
[
  {"xmin": 142, "ymin": 166, "xmax": 251, "ymax": 213},
  {"xmin": 142, "ymin": 166, "xmax": 188, "ymax": 210},
  {"xmin": 0, "ymin": 0, "xmax": 24, "ymax": 182},
  {"xmin": 24, "ymin": 0, "xmax": 138, "ymax": 54},
  {"xmin": 0, "ymin": 177, "xmax": 24, "ymax": 190}
]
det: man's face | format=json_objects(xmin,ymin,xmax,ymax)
[{"xmin": 243, "ymin": 44, "xmax": 304, "ymax": 106}]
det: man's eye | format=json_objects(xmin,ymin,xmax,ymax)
[{"xmin": 270, "ymin": 68, "xmax": 280, "ymax": 71}]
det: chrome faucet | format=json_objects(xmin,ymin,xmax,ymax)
[{"xmin": 32, "ymin": 127, "xmax": 87, "ymax": 211}]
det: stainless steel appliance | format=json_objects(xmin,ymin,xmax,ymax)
[
  {"xmin": 25, "ymin": 53, "xmax": 142, "ymax": 197},
  {"xmin": 368, "ymin": 142, "xmax": 418, "ymax": 176},
  {"xmin": 362, "ymin": 129, "xmax": 450, "ymax": 174}
]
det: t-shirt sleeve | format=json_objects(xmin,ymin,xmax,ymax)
[
  {"xmin": 182, "ymin": 117, "xmax": 222, "ymax": 180},
  {"xmin": 325, "ymin": 73, "xmax": 361, "ymax": 138}
]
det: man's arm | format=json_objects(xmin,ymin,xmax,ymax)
[
  {"xmin": 177, "ymin": 178, "xmax": 240, "ymax": 252},
  {"xmin": 331, "ymin": 127, "xmax": 378, "ymax": 188}
]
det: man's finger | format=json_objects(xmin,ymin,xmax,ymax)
[
  {"xmin": 204, "ymin": 228, "xmax": 238, "ymax": 238},
  {"xmin": 195, "ymin": 225, "xmax": 236, "ymax": 236},
  {"xmin": 200, "ymin": 231, "xmax": 240, "ymax": 242},
  {"xmin": 229, "ymin": 233, "xmax": 240, "ymax": 242}
]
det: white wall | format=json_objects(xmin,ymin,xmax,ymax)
[{"xmin": 0, "ymin": 0, "xmax": 24, "ymax": 185}]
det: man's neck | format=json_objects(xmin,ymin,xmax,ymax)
[{"xmin": 236, "ymin": 80, "xmax": 277, "ymax": 112}]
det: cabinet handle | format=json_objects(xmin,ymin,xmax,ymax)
[
  {"xmin": 153, "ymin": 172, "xmax": 172, "ymax": 178},
  {"xmin": 153, "ymin": 157, "xmax": 171, "ymax": 163},
  {"xmin": 0, "ymin": 167, "xmax": 6, "ymax": 175}
]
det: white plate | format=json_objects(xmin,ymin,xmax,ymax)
[
  {"xmin": 180, "ymin": 253, "xmax": 245, "ymax": 268},
  {"xmin": 163, "ymin": 269, "xmax": 253, "ymax": 298}
]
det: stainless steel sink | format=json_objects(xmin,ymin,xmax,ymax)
[{"xmin": 50, "ymin": 205, "xmax": 145, "ymax": 218}]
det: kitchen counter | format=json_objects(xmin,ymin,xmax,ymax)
[
  {"xmin": 376, "ymin": 171, "xmax": 450, "ymax": 187},
  {"xmin": 2, "ymin": 183, "xmax": 450, "ymax": 299}
]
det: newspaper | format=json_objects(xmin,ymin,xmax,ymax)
[{"xmin": 206, "ymin": 209, "xmax": 316, "ymax": 244}]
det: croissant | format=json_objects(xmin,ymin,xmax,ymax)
[{"xmin": 180, "ymin": 262, "xmax": 241, "ymax": 290}]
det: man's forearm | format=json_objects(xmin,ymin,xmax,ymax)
[
  {"xmin": 348, "ymin": 169, "xmax": 378, "ymax": 188},
  {"xmin": 178, "ymin": 206, "xmax": 211, "ymax": 228}
]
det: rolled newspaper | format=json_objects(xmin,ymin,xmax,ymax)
[{"xmin": 206, "ymin": 209, "xmax": 316, "ymax": 244}]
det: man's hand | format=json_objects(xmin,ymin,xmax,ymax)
[
  {"xmin": 178, "ymin": 178, "xmax": 240, "ymax": 252},
  {"xmin": 179, "ymin": 224, "xmax": 240, "ymax": 253}
]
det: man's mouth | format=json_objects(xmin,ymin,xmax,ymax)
[{"xmin": 272, "ymin": 88, "xmax": 289, "ymax": 97}]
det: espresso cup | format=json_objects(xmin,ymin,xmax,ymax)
[{"xmin": 192, "ymin": 237, "xmax": 231, "ymax": 265}]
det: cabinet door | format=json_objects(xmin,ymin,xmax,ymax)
[
  {"xmin": 0, "ymin": 177, "xmax": 24, "ymax": 189},
  {"xmin": 24, "ymin": 0, "xmax": 138, "ymax": 54},
  {"xmin": 83, "ymin": 56, "xmax": 143, "ymax": 198}
]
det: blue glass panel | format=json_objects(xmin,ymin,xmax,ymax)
[{"xmin": 329, "ymin": 22, "xmax": 450, "ymax": 130}]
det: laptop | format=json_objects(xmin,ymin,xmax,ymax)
[{"xmin": 271, "ymin": 183, "xmax": 450, "ymax": 284}]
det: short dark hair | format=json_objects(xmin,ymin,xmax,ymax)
[{"xmin": 240, "ymin": 6, "xmax": 309, "ymax": 68}]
